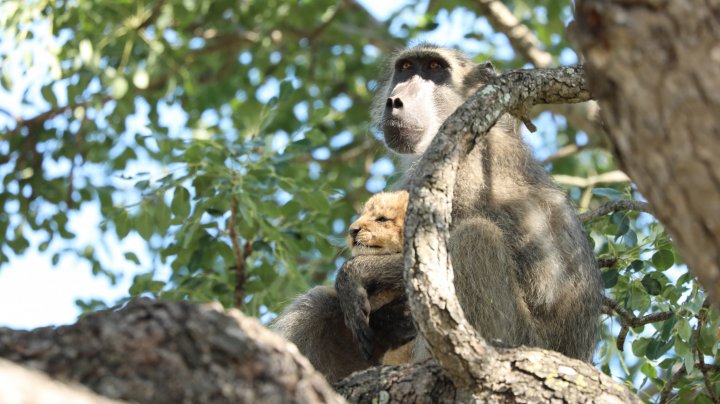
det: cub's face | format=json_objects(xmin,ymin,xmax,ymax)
[{"xmin": 347, "ymin": 191, "xmax": 409, "ymax": 256}]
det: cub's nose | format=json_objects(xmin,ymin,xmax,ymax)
[{"xmin": 348, "ymin": 227, "xmax": 360, "ymax": 239}]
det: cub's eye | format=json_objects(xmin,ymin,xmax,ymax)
[
  {"xmin": 376, "ymin": 216, "xmax": 390, "ymax": 223},
  {"xmin": 400, "ymin": 61, "xmax": 412, "ymax": 70},
  {"xmin": 428, "ymin": 60, "xmax": 442, "ymax": 70}
]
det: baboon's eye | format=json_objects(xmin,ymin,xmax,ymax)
[
  {"xmin": 400, "ymin": 61, "xmax": 412, "ymax": 70},
  {"xmin": 376, "ymin": 216, "xmax": 390, "ymax": 222},
  {"xmin": 428, "ymin": 60, "xmax": 441, "ymax": 70}
]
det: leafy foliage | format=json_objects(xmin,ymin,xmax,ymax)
[{"xmin": 1, "ymin": 0, "xmax": 717, "ymax": 401}]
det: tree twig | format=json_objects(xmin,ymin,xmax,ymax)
[
  {"xmin": 229, "ymin": 198, "xmax": 253, "ymax": 309},
  {"xmin": 542, "ymin": 144, "xmax": 585, "ymax": 164},
  {"xmin": 579, "ymin": 200, "xmax": 652, "ymax": 222},
  {"xmin": 602, "ymin": 296, "xmax": 674, "ymax": 351},
  {"xmin": 553, "ymin": 170, "xmax": 630, "ymax": 188},
  {"xmin": 475, "ymin": 0, "xmax": 553, "ymax": 67},
  {"xmin": 693, "ymin": 300, "xmax": 719, "ymax": 403},
  {"xmin": 659, "ymin": 366, "xmax": 687, "ymax": 404}
]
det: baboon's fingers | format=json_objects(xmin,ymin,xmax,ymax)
[
  {"xmin": 370, "ymin": 298, "xmax": 416, "ymax": 348},
  {"xmin": 350, "ymin": 316, "xmax": 375, "ymax": 360}
]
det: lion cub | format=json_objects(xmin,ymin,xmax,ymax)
[
  {"xmin": 347, "ymin": 191, "xmax": 408, "ymax": 258},
  {"xmin": 343, "ymin": 190, "xmax": 413, "ymax": 365}
]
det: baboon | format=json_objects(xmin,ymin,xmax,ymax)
[{"xmin": 274, "ymin": 43, "xmax": 603, "ymax": 380}]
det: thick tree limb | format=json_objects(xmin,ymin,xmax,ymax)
[
  {"xmin": 574, "ymin": 0, "xmax": 720, "ymax": 303},
  {"xmin": 335, "ymin": 348, "xmax": 638, "ymax": 403},
  {"xmin": 0, "ymin": 299, "xmax": 343, "ymax": 404},
  {"xmin": 401, "ymin": 65, "xmax": 636, "ymax": 400},
  {"xmin": 0, "ymin": 359, "xmax": 124, "ymax": 404}
]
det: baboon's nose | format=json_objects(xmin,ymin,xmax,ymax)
[{"xmin": 386, "ymin": 97, "xmax": 403, "ymax": 109}]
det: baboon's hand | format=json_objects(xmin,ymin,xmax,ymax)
[
  {"xmin": 336, "ymin": 263, "xmax": 375, "ymax": 360},
  {"xmin": 370, "ymin": 297, "xmax": 416, "ymax": 348}
]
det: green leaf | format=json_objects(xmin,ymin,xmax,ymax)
[
  {"xmin": 278, "ymin": 79, "xmax": 294, "ymax": 100},
  {"xmin": 651, "ymin": 249, "xmax": 674, "ymax": 271},
  {"xmin": 601, "ymin": 269, "xmax": 619, "ymax": 288},
  {"xmin": 632, "ymin": 337, "xmax": 651, "ymax": 357},
  {"xmin": 171, "ymin": 186, "xmax": 191, "ymax": 218},
  {"xmin": 641, "ymin": 274, "xmax": 662, "ymax": 295},
  {"xmin": 136, "ymin": 210, "xmax": 153, "ymax": 240},
  {"xmin": 124, "ymin": 252, "xmax": 141, "ymax": 265},
  {"xmin": 640, "ymin": 361, "xmax": 657, "ymax": 379},
  {"xmin": 592, "ymin": 188, "xmax": 625, "ymax": 201},
  {"xmin": 155, "ymin": 202, "xmax": 172, "ymax": 233},
  {"xmin": 622, "ymin": 230, "xmax": 637, "ymax": 248},
  {"xmin": 676, "ymin": 318, "xmax": 692, "ymax": 342},
  {"xmin": 616, "ymin": 216, "xmax": 629, "ymax": 237},
  {"xmin": 627, "ymin": 260, "xmax": 644, "ymax": 272},
  {"xmin": 305, "ymin": 129, "xmax": 327, "ymax": 146},
  {"xmin": 116, "ymin": 210, "xmax": 131, "ymax": 239},
  {"xmin": 645, "ymin": 337, "xmax": 673, "ymax": 360}
]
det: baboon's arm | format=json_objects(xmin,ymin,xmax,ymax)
[{"xmin": 335, "ymin": 254, "xmax": 411, "ymax": 359}]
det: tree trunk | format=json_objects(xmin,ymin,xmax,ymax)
[{"xmin": 574, "ymin": 0, "xmax": 720, "ymax": 302}]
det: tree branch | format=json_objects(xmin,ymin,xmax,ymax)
[
  {"xmin": 470, "ymin": 0, "xmax": 606, "ymax": 144},
  {"xmin": 553, "ymin": 170, "xmax": 630, "ymax": 188},
  {"xmin": 475, "ymin": 0, "xmax": 553, "ymax": 67},
  {"xmin": 602, "ymin": 296, "xmax": 675, "ymax": 351},
  {"xmin": 659, "ymin": 366, "xmax": 687, "ymax": 404},
  {"xmin": 0, "ymin": 299, "xmax": 344, "ymax": 403},
  {"xmin": 229, "ymin": 198, "xmax": 252, "ymax": 309},
  {"xmin": 693, "ymin": 300, "xmax": 719, "ymax": 404},
  {"xmin": 579, "ymin": 200, "xmax": 652, "ymax": 222},
  {"xmin": 336, "ymin": 348, "xmax": 639, "ymax": 403}
]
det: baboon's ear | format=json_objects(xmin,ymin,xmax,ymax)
[
  {"xmin": 481, "ymin": 60, "xmax": 497, "ymax": 74},
  {"xmin": 465, "ymin": 61, "xmax": 498, "ymax": 88}
]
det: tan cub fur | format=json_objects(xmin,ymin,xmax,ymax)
[
  {"xmin": 347, "ymin": 191, "xmax": 409, "ymax": 257},
  {"xmin": 347, "ymin": 190, "xmax": 413, "ymax": 365}
]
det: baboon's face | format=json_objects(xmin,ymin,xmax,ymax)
[{"xmin": 380, "ymin": 49, "xmax": 473, "ymax": 155}]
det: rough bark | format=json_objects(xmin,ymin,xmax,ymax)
[
  {"xmin": 335, "ymin": 348, "xmax": 638, "ymax": 403},
  {"xmin": 574, "ymin": 0, "xmax": 720, "ymax": 302},
  {"xmin": 0, "ymin": 358, "xmax": 124, "ymax": 404},
  {"xmin": 0, "ymin": 299, "xmax": 343, "ymax": 404}
]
